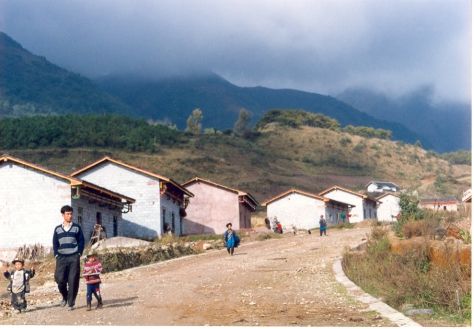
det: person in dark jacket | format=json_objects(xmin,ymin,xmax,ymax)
[
  {"xmin": 223, "ymin": 223, "xmax": 240, "ymax": 256},
  {"xmin": 3, "ymin": 258, "xmax": 35, "ymax": 313},
  {"xmin": 52, "ymin": 205, "xmax": 84, "ymax": 311},
  {"xmin": 319, "ymin": 215, "xmax": 327, "ymax": 236}
]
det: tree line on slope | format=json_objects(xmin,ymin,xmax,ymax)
[
  {"xmin": 0, "ymin": 109, "xmax": 452, "ymax": 154},
  {"xmin": 0, "ymin": 114, "xmax": 184, "ymax": 152}
]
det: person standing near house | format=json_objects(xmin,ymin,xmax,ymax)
[
  {"xmin": 223, "ymin": 223, "xmax": 240, "ymax": 256},
  {"xmin": 319, "ymin": 215, "xmax": 327, "ymax": 236},
  {"xmin": 53, "ymin": 205, "xmax": 85, "ymax": 311},
  {"xmin": 340, "ymin": 211, "xmax": 346, "ymax": 224}
]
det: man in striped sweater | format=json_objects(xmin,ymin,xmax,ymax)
[{"xmin": 52, "ymin": 205, "xmax": 85, "ymax": 311}]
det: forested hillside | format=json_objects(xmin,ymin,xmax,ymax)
[
  {"xmin": 1, "ymin": 111, "xmax": 469, "ymax": 201},
  {"xmin": 96, "ymin": 73, "xmax": 426, "ymax": 146}
]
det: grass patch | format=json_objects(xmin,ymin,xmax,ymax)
[
  {"xmin": 342, "ymin": 224, "xmax": 471, "ymax": 325},
  {"xmin": 332, "ymin": 222, "xmax": 355, "ymax": 229},
  {"xmin": 98, "ymin": 242, "xmax": 198, "ymax": 273},
  {"xmin": 256, "ymin": 233, "xmax": 283, "ymax": 241}
]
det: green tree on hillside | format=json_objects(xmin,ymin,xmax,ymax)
[
  {"xmin": 0, "ymin": 114, "xmax": 184, "ymax": 151},
  {"xmin": 233, "ymin": 108, "xmax": 252, "ymax": 137},
  {"xmin": 256, "ymin": 109, "xmax": 340, "ymax": 130},
  {"xmin": 399, "ymin": 192, "xmax": 424, "ymax": 222},
  {"xmin": 186, "ymin": 108, "xmax": 203, "ymax": 135},
  {"xmin": 343, "ymin": 125, "xmax": 392, "ymax": 140}
]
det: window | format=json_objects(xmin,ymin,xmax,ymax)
[
  {"xmin": 113, "ymin": 216, "xmax": 118, "ymax": 237},
  {"xmin": 96, "ymin": 212, "xmax": 102, "ymax": 225}
]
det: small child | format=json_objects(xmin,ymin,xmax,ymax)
[
  {"xmin": 82, "ymin": 251, "xmax": 103, "ymax": 311},
  {"xmin": 3, "ymin": 258, "xmax": 35, "ymax": 314}
]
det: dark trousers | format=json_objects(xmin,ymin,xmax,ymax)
[
  {"xmin": 227, "ymin": 247, "xmax": 234, "ymax": 255},
  {"xmin": 11, "ymin": 291, "xmax": 26, "ymax": 310},
  {"xmin": 320, "ymin": 227, "xmax": 327, "ymax": 236},
  {"xmin": 86, "ymin": 283, "xmax": 101, "ymax": 303},
  {"xmin": 54, "ymin": 254, "xmax": 81, "ymax": 307}
]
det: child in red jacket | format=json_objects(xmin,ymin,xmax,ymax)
[{"xmin": 82, "ymin": 252, "xmax": 103, "ymax": 311}]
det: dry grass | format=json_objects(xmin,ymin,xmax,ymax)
[
  {"xmin": 7, "ymin": 124, "xmax": 470, "ymax": 201},
  {"xmin": 343, "ymin": 224, "xmax": 471, "ymax": 325}
]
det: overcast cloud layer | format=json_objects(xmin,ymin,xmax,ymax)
[{"xmin": 0, "ymin": 0, "xmax": 471, "ymax": 103}]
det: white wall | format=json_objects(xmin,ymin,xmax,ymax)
[
  {"xmin": 377, "ymin": 195, "xmax": 400, "ymax": 222},
  {"xmin": 76, "ymin": 162, "xmax": 162, "ymax": 240},
  {"xmin": 266, "ymin": 193, "xmax": 326, "ymax": 231},
  {"xmin": 322, "ymin": 190, "xmax": 364, "ymax": 223},
  {"xmin": 367, "ymin": 183, "xmax": 379, "ymax": 193},
  {"xmin": 0, "ymin": 163, "xmax": 70, "ymax": 248}
]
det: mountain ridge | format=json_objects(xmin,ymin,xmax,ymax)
[
  {"xmin": 96, "ymin": 73, "xmax": 429, "ymax": 147},
  {"xmin": 1, "ymin": 31, "xmax": 467, "ymax": 151},
  {"xmin": 0, "ymin": 31, "xmax": 131, "ymax": 116},
  {"xmin": 337, "ymin": 87, "xmax": 471, "ymax": 152}
]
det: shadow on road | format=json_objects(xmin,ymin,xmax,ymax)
[
  {"xmin": 103, "ymin": 296, "xmax": 139, "ymax": 309},
  {"xmin": 232, "ymin": 253, "xmax": 247, "ymax": 256}
]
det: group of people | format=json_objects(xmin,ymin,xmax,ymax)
[
  {"xmin": 3, "ymin": 206, "xmax": 328, "ymax": 313},
  {"xmin": 3, "ymin": 205, "xmax": 103, "ymax": 314},
  {"xmin": 267, "ymin": 215, "xmax": 329, "ymax": 236}
]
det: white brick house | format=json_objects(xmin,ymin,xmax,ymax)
[
  {"xmin": 0, "ymin": 155, "xmax": 134, "ymax": 250},
  {"xmin": 71, "ymin": 157, "xmax": 193, "ymax": 239},
  {"xmin": 376, "ymin": 193, "xmax": 400, "ymax": 222},
  {"xmin": 319, "ymin": 186, "xmax": 379, "ymax": 223},
  {"xmin": 366, "ymin": 181, "xmax": 400, "ymax": 193},
  {"xmin": 262, "ymin": 189, "xmax": 354, "ymax": 231}
]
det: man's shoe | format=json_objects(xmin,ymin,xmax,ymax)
[
  {"xmin": 59, "ymin": 300, "xmax": 67, "ymax": 307},
  {"xmin": 67, "ymin": 306, "xmax": 75, "ymax": 311},
  {"xmin": 86, "ymin": 303, "xmax": 91, "ymax": 311}
]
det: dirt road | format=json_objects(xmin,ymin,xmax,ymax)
[{"xmin": 1, "ymin": 227, "xmax": 394, "ymax": 326}]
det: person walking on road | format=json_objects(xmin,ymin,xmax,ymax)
[
  {"xmin": 223, "ymin": 223, "xmax": 240, "ymax": 256},
  {"xmin": 83, "ymin": 251, "xmax": 103, "ymax": 311},
  {"xmin": 53, "ymin": 205, "xmax": 85, "ymax": 311},
  {"xmin": 319, "ymin": 215, "xmax": 327, "ymax": 236}
]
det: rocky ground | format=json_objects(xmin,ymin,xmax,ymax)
[{"xmin": 0, "ymin": 226, "xmax": 396, "ymax": 326}]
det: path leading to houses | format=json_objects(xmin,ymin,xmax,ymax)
[{"xmin": 1, "ymin": 227, "xmax": 395, "ymax": 326}]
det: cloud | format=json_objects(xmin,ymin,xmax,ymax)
[{"xmin": 0, "ymin": 0, "xmax": 470, "ymax": 102}]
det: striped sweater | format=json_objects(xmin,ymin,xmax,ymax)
[
  {"xmin": 52, "ymin": 223, "xmax": 85, "ymax": 257},
  {"xmin": 83, "ymin": 259, "xmax": 102, "ymax": 284}
]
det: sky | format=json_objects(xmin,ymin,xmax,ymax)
[{"xmin": 0, "ymin": 0, "xmax": 471, "ymax": 103}]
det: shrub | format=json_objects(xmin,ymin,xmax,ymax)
[
  {"xmin": 343, "ymin": 125, "xmax": 392, "ymax": 140},
  {"xmin": 343, "ymin": 224, "xmax": 471, "ymax": 324},
  {"xmin": 339, "ymin": 136, "xmax": 352, "ymax": 146},
  {"xmin": 402, "ymin": 220, "xmax": 438, "ymax": 239},
  {"xmin": 257, "ymin": 233, "xmax": 282, "ymax": 241},
  {"xmin": 99, "ymin": 243, "xmax": 197, "ymax": 273},
  {"xmin": 256, "ymin": 109, "xmax": 340, "ymax": 130},
  {"xmin": 352, "ymin": 142, "xmax": 366, "ymax": 152}
]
